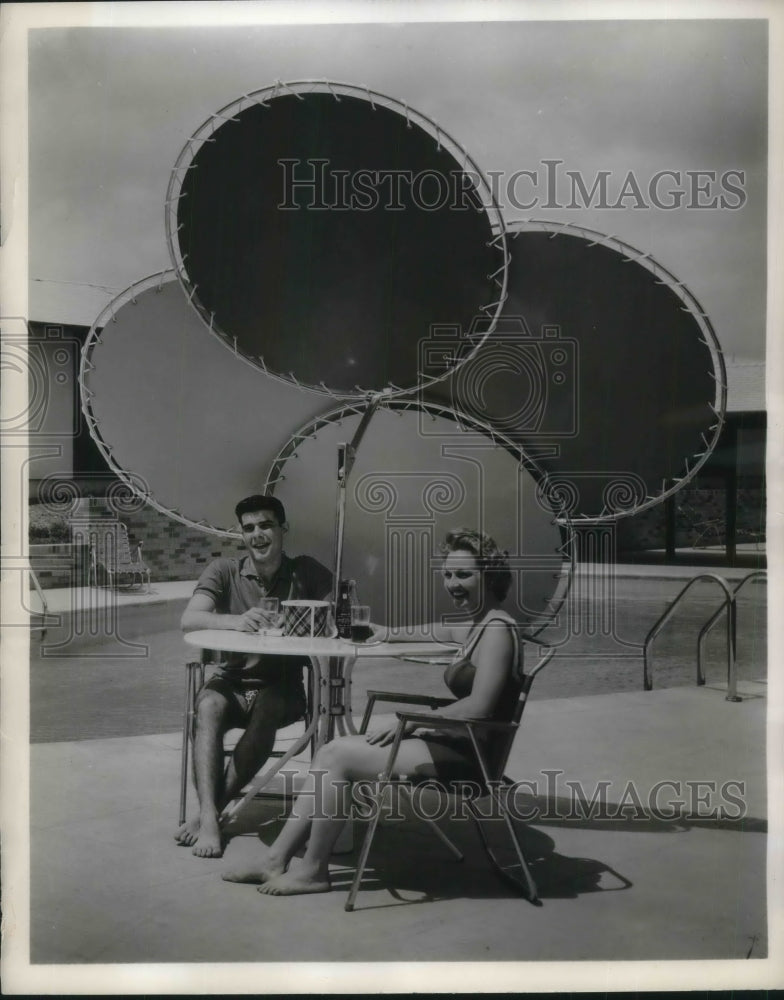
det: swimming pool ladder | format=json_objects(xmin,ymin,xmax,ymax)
[
  {"xmin": 643, "ymin": 570, "xmax": 766, "ymax": 702},
  {"xmin": 29, "ymin": 567, "xmax": 50, "ymax": 640}
]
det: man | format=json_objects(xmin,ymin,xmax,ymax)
[{"xmin": 175, "ymin": 494, "xmax": 332, "ymax": 858}]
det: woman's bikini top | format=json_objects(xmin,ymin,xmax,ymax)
[{"xmin": 442, "ymin": 612, "xmax": 523, "ymax": 723}]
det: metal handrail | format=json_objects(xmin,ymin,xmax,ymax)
[
  {"xmin": 29, "ymin": 567, "xmax": 49, "ymax": 639},
  {"xmin": 643, "ymin": 574, "xmax": 737, "ymax": 700},
  {"xmin": 697, "ymin": 571, "xmax": 767, "ymax": 694}
]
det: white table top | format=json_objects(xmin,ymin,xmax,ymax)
[{"xmin": 184, "ymin": 629, "xmax": 457, "ymax": 660}]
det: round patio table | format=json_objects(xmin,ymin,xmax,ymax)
[{"xmin": 182, "ymin": 629, "xmax": 456, "ymax": 822}]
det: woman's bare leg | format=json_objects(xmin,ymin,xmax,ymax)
[
  {"xmin": 255, "ymin": 735, "xmax": 460, "ymax": 896},
  {"xmin": 222, "ymin": 746, "xmax": 345, "ymax": 884}
]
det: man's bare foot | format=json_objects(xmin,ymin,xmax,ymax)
[
  {"xmin": 191, "ymin": 812, "xmax": 224, "ymax": 858},
  {"xmin": 257, "ymin": 865, "xmax": 331, "ymax": 896},
  {"xmin": 175, "ymin": 816, "xmax": 200, "ymax": 846},
  {"xmin": 222, "ymin": 847, "xmax": 287, "ymax": 884}
]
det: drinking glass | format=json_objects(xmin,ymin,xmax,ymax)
[
  {"xmin": 350, "ymin": 605, "xmax": 372, "ymax": 643},
  {"xmin": 258, "ymin": 596, "xmax": 282, "ymax": 628}
]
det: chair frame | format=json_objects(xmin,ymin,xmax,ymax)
[
  {"xmin": 345, "ymin": 635, "xmax": 555, "ymax": 911},
  {"xmin": 89, "ymin": 521, "xmax": 151, "ymax": 593},
  {"xmin": 179, "ymin": 651, "xmax": 316, "ymax": 826}
]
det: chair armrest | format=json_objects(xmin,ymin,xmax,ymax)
[
  {"xmin": 359, "ymin": 690, "xmax": 455, "ymax": 734},
  {"xmin": 393, "ymin": 655, "xmax": 453, "ymax": 666},
  {"xmin": 375, "ymin": 713, "xmax": 517, "ymax": 784},
  {"xmin": 394, "ymin": 711, "xmax": 517, "ymax": 734},
  {"xmin": 519, "ymin": 632, "xmax": 554, "ymax": 649},
  {"xmin": 366, "ymin": 690, "xmax": 455, "ymax": 708}
]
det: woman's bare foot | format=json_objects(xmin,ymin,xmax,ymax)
[
  {"xmin": 191, "ymin": 812, "xmax": 224, "ymax": 858},
  {"xmin": 256, "ymin": 862, "xmax": 331, "ymax": 896},
  {"xmin": 222, "ymin": 847, "xmax": 287, "ymax": 884},
  {"xmin": 174, "ymin": 816, "xmax": 200, "ymax": 846}
]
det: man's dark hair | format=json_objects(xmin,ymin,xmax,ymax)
[{"xmin": 235, "ymin": 494, "xmax": 287, "ymax": 527}]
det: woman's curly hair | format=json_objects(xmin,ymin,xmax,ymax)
[{"xmin": 441, "ymin": 528, "xmax": 512, "ymax": 601}]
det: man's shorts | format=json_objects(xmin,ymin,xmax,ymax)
[{"xmin": 200, "ymin": 670, "xmax": 308, "ymax": 730}]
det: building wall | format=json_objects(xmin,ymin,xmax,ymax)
[
  {"xmin": 26, "ymin": 324, "xmax": 86, "ymax": 481},
  {"xmin": 614, "ymin": 485, "xmax": 766, "ymax": 553},
  {"xmin": 29, "ymin": 496, "xmax": 245, "ymax": 588},
  {"xmin": 28, "ymin": 481, "xmax": 767, "ymax": 588},
  {"xmin": 120, "ymin": 502, "xmax": 245, "ymax": 580}
]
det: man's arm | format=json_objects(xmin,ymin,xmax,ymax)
[{"xmin": 181, "ymin": 592, "xmax": 267, "ymax": 634}]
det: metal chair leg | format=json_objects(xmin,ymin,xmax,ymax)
[
  {"xmin": 179, "ymin": 663, "xmax": 197, "ymax": 826},
  {"xmin": 345, "ymin": 722, "xmax": 412, "ymax": 911},
  {"xmin": 419, "ymin": 815, "xmax": 465, "ymax": 861},
  {"xmin": 398, "ymin": 785, "xmax": 464, "ymax": 861},
  {"xmin": 468, "ymin": 799, "xmax": 539, "ymax": 903},
  {"xmin": 179, "ymin": 661, "xmax": 206, "ymax": 826},
  {"xmin": 358, "ymin": 694, "xmax": 378, "ymax": 735},
  {"xmin": 463, "ymin": 726, "xmax": 540, "ymax": 904},
  {"xmin": 344, "ymin": 782, "xmax": 387, "ymax": 912}
]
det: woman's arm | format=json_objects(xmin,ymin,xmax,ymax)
[
  {"xmin": 181, "ymin": 592, "xmax": 267, "ymax": 633},
  {"xmin": 370, "ymin": 620, "xmax": 458, "ymax": 644}
]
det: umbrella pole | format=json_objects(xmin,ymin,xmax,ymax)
[
  {"xmin": 333, "ymin": 443, "xmax": 351, "ymax": 603},
  {"xmin": 332, "ymin": 394, "xmax": 386, "ymax": 603}
]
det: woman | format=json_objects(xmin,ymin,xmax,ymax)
[{"xmin": 223, "ymin": 528, "xmax": 522, "ymax": 896}]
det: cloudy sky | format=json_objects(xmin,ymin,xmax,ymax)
[{"xmin": 27, "ymin": 14, "xmax": 768, "ymax": 360}]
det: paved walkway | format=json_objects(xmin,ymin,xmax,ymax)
[
  {"xmin": 26, "ymin": 684, "xmax": 767, "ymax": 968},
  {"xmin": 9, "ymin": 561, "xmax": 775, "ymax": 992}
]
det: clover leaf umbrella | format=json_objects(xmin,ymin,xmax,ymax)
[
  {"xmin": 165, "ymin": 80, "xmax": 507, "ymax": 399},
  {"xmin": 421, "ymin": 221, "xmax": 726, "ymax": 521}
]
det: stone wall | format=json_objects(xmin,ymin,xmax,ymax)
[
  {"xmin": 29, "ymin": 544, "xmax": 81, "ymax": 589},
  {"xmin": 77, "ymin": 498, "xmax": 245, "ymax": 582},
  {"xmin": 28, "ymin": 496, "xmax": 245, "ymax": 588}
]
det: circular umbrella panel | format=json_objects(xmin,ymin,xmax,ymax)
[
  {"xmin": 81, "ymin": 273, "xmax": 332, "ymax": 534},
  {"xmin": 167, "ymin": 82, "xmax": 506, "ymax": 397},
  {"xmin": 269, "ymin": 404, "xmax": 570, "ymax": 629},
  {"xmin": 421, "ymin": 222, "xmax": 726, "ymax": 520}
]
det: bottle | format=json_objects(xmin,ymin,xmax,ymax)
[{"xmin": 335, "ymin": 579, "xmax": 352, "ymax": 639}]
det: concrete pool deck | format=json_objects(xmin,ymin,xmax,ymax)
[
  {"xmin": 9, "ymin": 561, "xmax": 775, "ymax": 992},
  {"xmin": 27, "ymin": 682, "xmax": 767, "ymax": 966}
]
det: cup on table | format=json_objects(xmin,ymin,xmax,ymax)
[
  {"xmin": 257, "ymin": 596, "xmax": 282, "ymax": 629},
  {"xmin": 350, "ymin": 605, "xmax": 372, "ymax": 643},
  {"xmin": 282, "ymin": 600, "xmax": 332, "ymax": 638}
]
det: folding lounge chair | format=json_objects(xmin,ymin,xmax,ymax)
[
  {"xmin": 344, "ymin": 634, "xmax": 556, "ymax": 911},
  {"xmin": 89, "ymin": 521, "xmax": 151, "ymax": 592}
]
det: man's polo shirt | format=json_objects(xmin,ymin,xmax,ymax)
[{"xmin": 193, "ymin": 553, "xmax": 332, "ymax": 678}]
